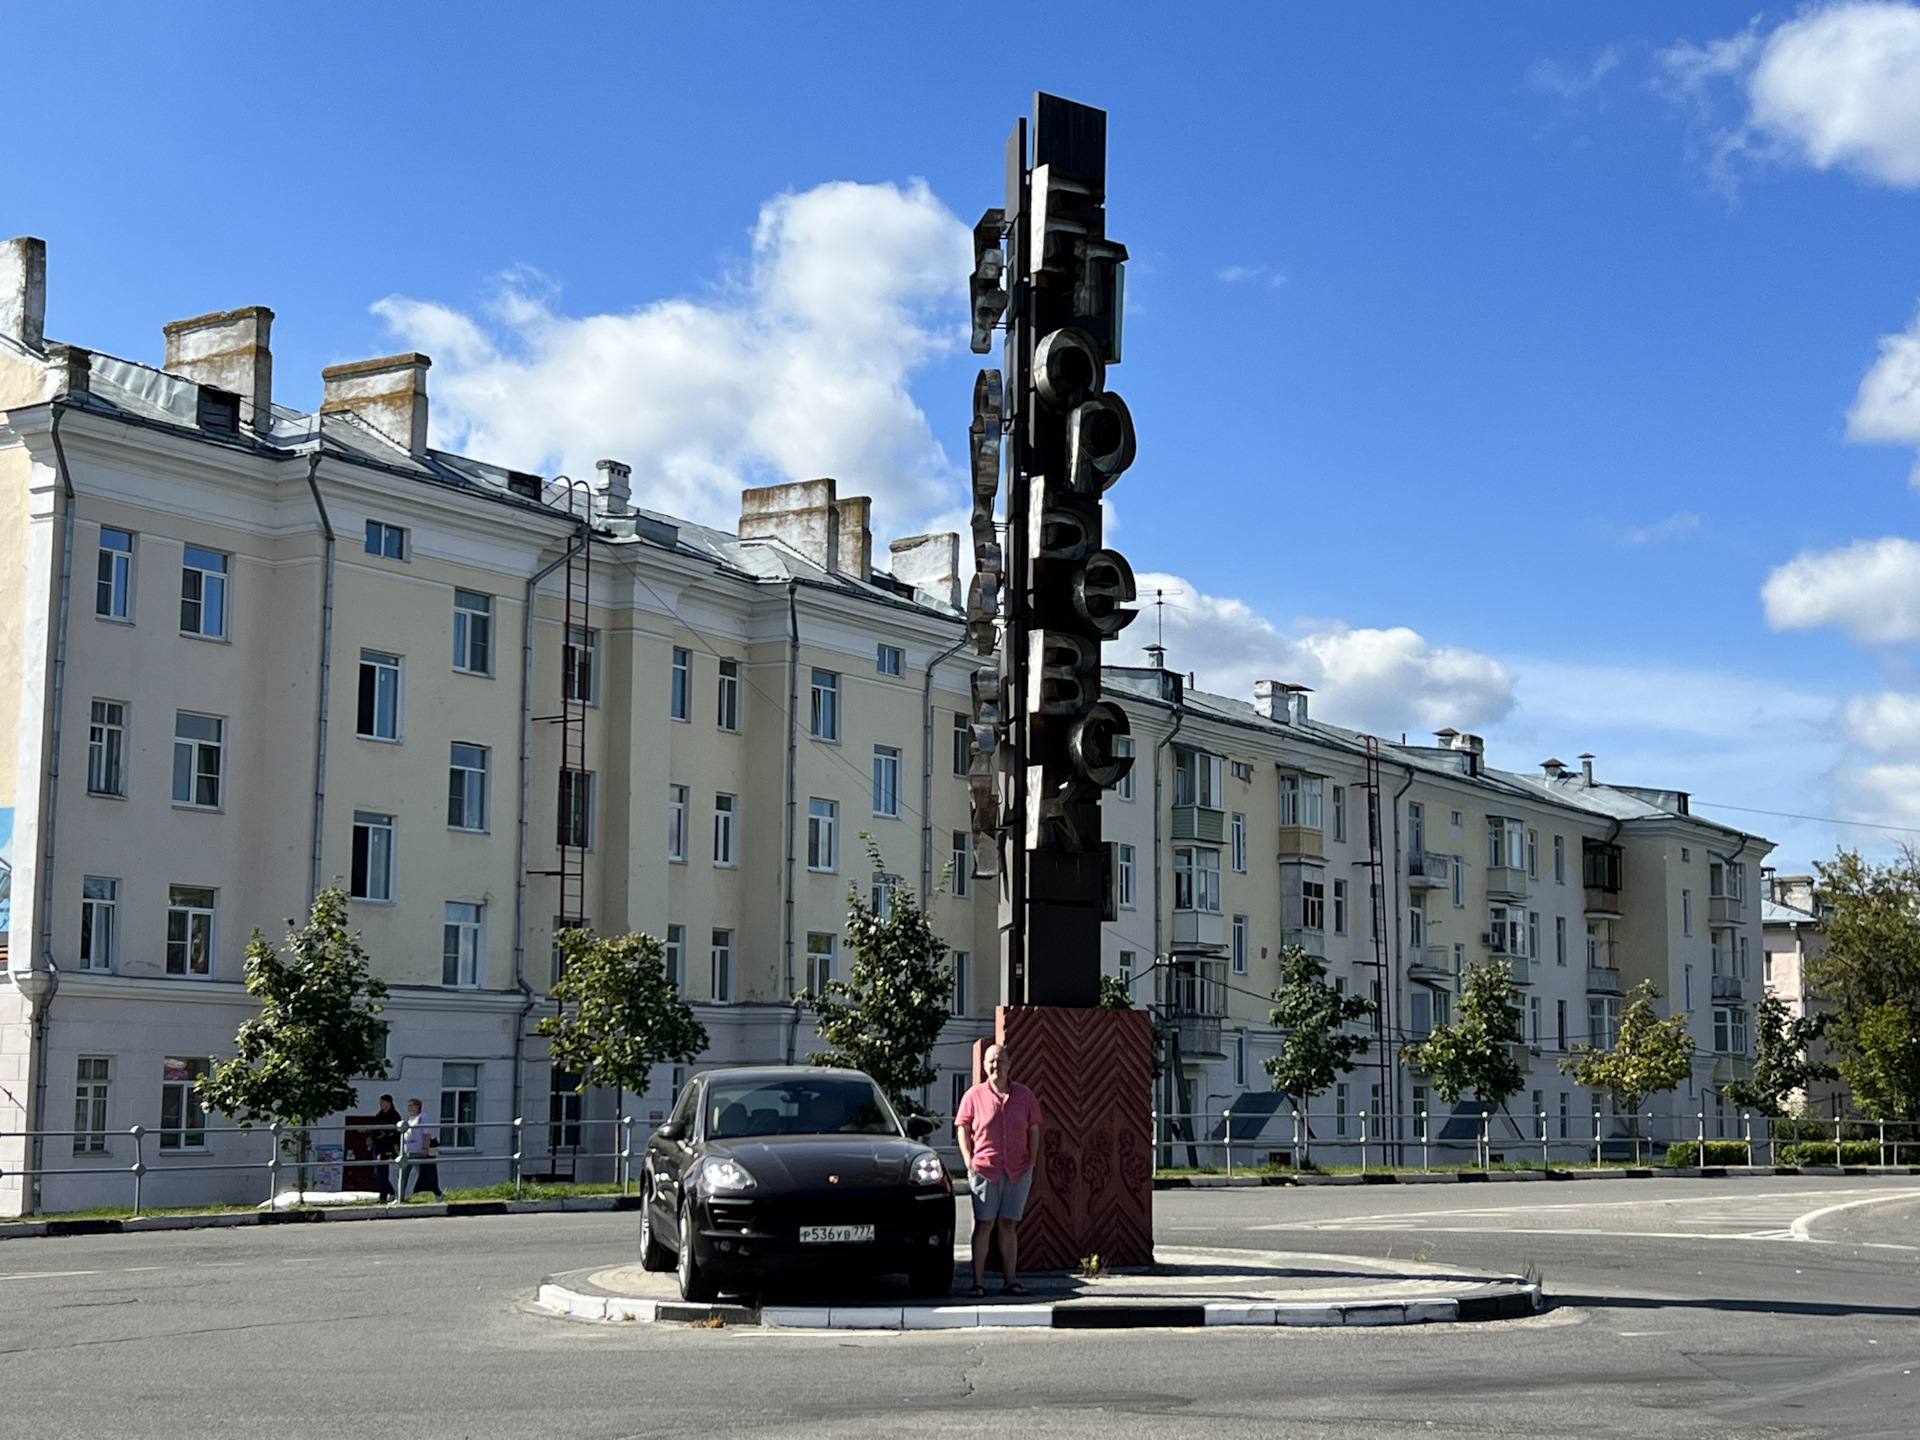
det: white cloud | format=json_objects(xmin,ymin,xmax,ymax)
[
  {"xmin": 1659, "ymin": 3, "xmax": 1920, "ymax": 190},
  {"xmin": 1846, "ymin": 302, "xmax": 1920, "ymax": 484},
  {"xmin": 1215, "ymin": 264, "xmax": 1287, "ymax": 287},
  {"xmin": 1762, "ymin": 536, "xmax": 1920, "ymax": 642},
  {"xmin": 1110, "ymin": 572, "xmax": 1514, "ymax": 735},
  {"xmin": 1842, "ymin": 690, "xmax": 1920, "ymax": 752},
  {"xmin": 371, "ymin": 179, "xmax": 972, "ymax": 538},
  {"xmin": 1593, "ymin": 511, "xmax": 1701, "ymax": 547},
  {"xmin": 1527, "ymin": 46, "xmax": 1624, "ymax": 100}
]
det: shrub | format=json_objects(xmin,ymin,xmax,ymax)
[
  {"xmin": 1661, "ymin": 1140, "xmax": 1752, "ymax": 1167},
  {"xmin": 1778, "ymin": 1140, "xmax": 1905, "ymax": 1167}
]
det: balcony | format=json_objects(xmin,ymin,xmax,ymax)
[
  {"xmin": 1586, "ymin": 965, "xmax": 1622, "ymax": 995},
  {"xmin": 1281, "ymin": 926, "xmax": 1326, "ymax": 956},
  {"xmin": 1172, "ymin": 806, "xmax": 1225, "ymax": 843},
  {"xmin": 1407, "ymin": 852, "xmax": 1452, "ymax": 889},
  {"xmin": 1509, "ymin": 955, "xmax": 1532, "ymax": 986},
  {"xmin": 1711, "ymin": 974, "xmax": 1743, "ymax": 1001},
  {"xmin": 1410, "ymin": 945, "xmax": 1454, "ymax": 982},
  {"xmin": 1709, "ymin": 896, "xmax": 1746, "ymax": 926},
  {"xmin": 1584, "ymin": 886, "xmax": 1622, "ymax": 918},
  {"xmin": 1485, "ymin": 865, "xmax": 1528, "ymax": 900},
  {"xmin": 1165, "ymin": 959, "xmax": 1227, "ymax": 1059},
  {"xmin": 1172, "ymin": 909, "xmax": 1225, "ymax": 950},
  {"xmin": 1276, "ymin": 824, "xmax": 1324, "ymax": 858},
  {"xmin": 1510, "ymin": 1043, "xmax": 1533, "ymax": 1073},
  {"xmin": 1169, "ymin": 1015, "xmax": 1224, "ymax": 1059}
]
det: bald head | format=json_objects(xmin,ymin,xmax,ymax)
[{"xmin": 984, "ymin": 1044, "xmax": 1009, "ymax": 1088}]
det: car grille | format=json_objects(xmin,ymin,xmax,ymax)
[{"xmin": 707, "ymin": 1193, "xmax": 939, "ymax": 1238}]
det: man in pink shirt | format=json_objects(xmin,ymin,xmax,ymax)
[{"xmin": 955, "ymin": 1043, "xmax": 1043, "ymax": 1297}]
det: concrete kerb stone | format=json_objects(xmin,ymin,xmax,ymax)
[
  {"xmin": 1146, "ymin": 1165, "xmax": 1920, "ymax": 1188},
  {"xmin": 0, "ymin": 1193, "xmax": 641, "ymax": 1241}
]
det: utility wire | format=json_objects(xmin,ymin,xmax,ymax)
[{"xmin": 1695, "ymin": 801, "xmax": 1920, "ymax": 839}]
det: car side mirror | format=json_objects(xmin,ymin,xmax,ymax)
[
  {"xmin": 655, "ymin": 1120, "xmax": 686, "ymax": 1143},
  {"xmin": 905, "ymin": 1116, "xmax": 936, "ymax": 1140}
]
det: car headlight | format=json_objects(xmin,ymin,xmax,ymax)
[
  {"xmin": 698, "ymin": 1158, "xmax": 757, "ymax": 1194},
  {"xmin": 911, "ymin": 1151, "xmax": 948, "ymax": 1187}
]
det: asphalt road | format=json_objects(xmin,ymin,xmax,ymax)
[{"xmin": 3, "ymin": 1176, "xmax": 1918, "ymax": 1439}]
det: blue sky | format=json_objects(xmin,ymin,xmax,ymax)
[{"xmin": 13, "ymin": 2, "xmax": 1920, "ymax": 871}]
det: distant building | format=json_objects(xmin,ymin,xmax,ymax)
[{"xmin": 1760, "ymin": 871, "xmax": 1846, "ymax": 1116}]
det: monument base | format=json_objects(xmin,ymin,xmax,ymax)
[{"xmin": 973, "ymin": 1004, "xmax": 1154, "ymax": 1270}]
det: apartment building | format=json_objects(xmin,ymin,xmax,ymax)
[
  {"xmin": 1099, "ymin": 668, "xmax": 1773, "ymax": 1152},
  {"xmin": 0, "ymin": 239, "xmax": 993, "ymax": 1214},
  {"xmin": 1759, "ymin": 872, "xmax": 1846, "ymax": 1115}
]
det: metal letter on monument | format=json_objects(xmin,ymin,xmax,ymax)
[{"xmin": 961, "ymin": 93, "xmax": 1152, "ymax": 1270}]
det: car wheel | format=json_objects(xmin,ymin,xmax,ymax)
[
  {"xmin": 639, "ymin": 1195, "xmax": 674, "ymax": 1272},
  {"xmin": 908, "ymin": 1240, "xmax": 955, "ymax": 1299},
  {"xmin": 677, "ymin": 1203, "xmax": 718, "ymax": 1303}
]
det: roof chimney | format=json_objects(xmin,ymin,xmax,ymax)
[
  {"xmin": 1579, "ymin": 752, "xmax": 1595, "ymax": 786},
  {"xmin": 320, "ymin": 353, "xmax": 431, "ymax": 456},
  {"xmin": 163, "ymin": 307, "xmax": 274, "ymax": 433},
  {"xmin": 889, "ymin": 532, "xmax": 960, "ymax": 609},
  {"xmin": 835, "ymin": 495, "xmax": 872, "ymax": 580},
  {"xmin": 1254, "ymin": 680, "xmax": 1311, "ymax": 723},
  {"xmin": 1449, "ymin": 731, "xmax": 1484, "ymax": 777},
  {"xmin": 739, "ymin": 478, "xmax": 839, "ymax": 571},
  {"xmin": 0, "ymin": 237, "xmax": 46, "ymax": 352},
  {"xmin": 593, "ymin": 458, "xmax": 632, "ymax": 517},
  {"xmin": 1143, "ymin": 642, "xmax": 1166, "ymax": 670},
  {"xmin": 1541, "ymin": 757, "xmax": 1566, "ymax": 778}
]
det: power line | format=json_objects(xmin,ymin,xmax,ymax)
[{"xmin": 1695, "ymin": 801, "xmax": 1920, "ymax": 839}]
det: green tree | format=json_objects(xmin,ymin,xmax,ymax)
[
  {"xmin": 1558, "ymin": 980, "xmax": 1694, "ymax": 1124},
  {"xmin": 1842, "ymin": 1000, "xmax": 1920, "ymax": 1122},
  {"xmin": 537, "ymin": 929, "xmax": 709, "ymax": 1095},
  {"xmin": 1722, "ymin": 994, "xmax": 1837, "ymax": 1118},
  {"xmin": 1098, "ymin": 973, "xmax": 1133, "ymax": 1009},
  {"xmin": 1403, "ymin": 960, "xmax": 1525, "ymax": 1113},
  {"xmin": 1262, "ymin": 944, "xmax": 1376, "ymax": 1108},
  {"xmin": 197, "ymin": 887, "xmax": 390, "ymax": 1180},
  {"xmin": 803, "ymin": 840, "xmax": 952, "ymax": 1116}
]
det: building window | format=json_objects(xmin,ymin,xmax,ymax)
[
  {"xmin": 1685, "ymin": 961, "xmax": 1694, "ymax": 1009},
  {"xmin": 1738, "ymin": 934, "xmax": 1750, "ymax": 979},
  {"xmin": 716, "ymin": 658, "xmax": 740, "ymax": 731},
  {"xmin": 74, "ymin": 1057, "xmax": 111, "ymax": 1154},
  {"xmin": 443, "ymin": 903, "xmax": 483, "ymax": 988},
  {"xmin": 172, "ymin": 712, "xmax": 224, "ymax": 808},
  {"xmin": 1232, "ymin": 914, "xmax": 1249, "ymax": 974},
  {"xmin": 1411, "ymin": 989, "xmax": 1433, "ymax": 1038},
  {"xmin": 1279, "ymin": 774, "xmax": 1324, "ymax": 827},
  {"xmin": 1528, "ymin": 911, "xmax": 1541, "ymax": 960},
  {"xmin": 440, "ymin": 1063, "xmax": 480, "ymax": 1149},
  {"xmin": 1117, "ymin": 843, "xmax": 1136, "ymax": 908},
  {"xmin": 951, "ymin": 951, "xmax": 970, "ymax": 1015},
  {"xmin": 1335, "ymin": 1082, "xmax": 1349, "ymax": 1138},
  {"xmin": 1331, "ymin": 785, "xmax": 1346, "ymax": 842},
  {"xmin": 810, "ymin": 669, "xmax": 840, "ymax": 740},
  {"xmin": 179, "ymin": 544, "xmax": 228, "ymax": 638},
  {"xmin": 1588, "ymin": 996, "xmax": 1621, "ymax": 1050},
  {"xmin": 1682, "ymin": 888, "xmax": 1693, "ymax": 937},
  {"xmin": 1333, "ymin": 878, "xmax": 1348, "ymax": 935},
  {"xmin": 97, "ymin": 527, "xmax": 133, "ymax": 619},
  {"xmin": 952, "ymin": 831, "xmax": 970, "ymax": 897},
  {"xmin": 1553, "ymin": 835, "xmax": 1566, "ymax": 884},
  {"xmin": 1301, "ymin": 877, "xmax": 1326, "ymax": 931},
  {"xmin": 1410, "ymin": 893, "xmax": 1427, "ymax": 948},
  {"xmin": 953, "ymin": 711, "xmax": 969, "ymax": 776},
  {"xmin": 447, "ymin": 743, "xmax": 489, "ymax": 830},
  {"xmin": 1556, "ymin": 915, "xmax": 1568, "ymax": 965},
  {"xmin": 88, "ymin": 700, "xmax": 126, "ymax": 796},
  {"xmin": 664, "ymin": 924, "xmax": 685, "ymax": 992},
  {"xmin": 807, "ymin": 798, "xmax": 838, "ymax": 871},
  {"xmin": 873, "ymin": 745, "xmax": 902, "ymax": 817},
  {"xmin": 1235, "ymin": 1032, "xmax": 1249, "ymax": 1088},
  {"xmin": 1175, "ymin": 748, "xmax": 1222, "ymax": 808},
  {"xmin": 711, "ymin": 929, "xmax": 734, "ymax": 1002},
  {"xmin": 1487, "ymin": 904, "xmax": 1526, "ymax": 956},
  {"xmin": 159, "ymin": 1057, "xmax": 208, "ymax": 1149},
  {"xmin": 1115, "ymin": 736, "xmax": 1134, "ymax": 800},
  {"xmin": 1452, "ymin": 856, "xmax": 1465, "ymax": 908},
  {"xmin": 357, "ymin": 649, "xmax": 402, "ymax": 740},
  {"xmin": 670, "ymin": 647, "xmax": 691, "ymax": 720},
  {"xmin": 1530, "ymin": 995, "xmax": 1542, "ymax": 1046},
  {"xmin": 1681, "ymin": 846, "xmax": 1690, "ymax": 863},
  {"xmin": 1230, "ymin": 812, "xmax": 1247, "ymax": 872},
  {"xmin": 1173, "ymin": 847, "xmax": 1221, "ymax": 912},
  {"xmin": 877, "ymin": 643, "xmax": 903, "ymax": 676},
  {"xmin": 165, "ymin": 886, "xmax": 216, "ymax": 976},
  {"xmin": 1527, "ymin": 829, "xmax": 1539, "ymax": 879},
  {"xmin": 1451, "ymin": 810, "xmax": 1463, "ymax": 828},
  {"xmin": 1118, "ymin": 949, "xmax": 1134, "ymax": 989},
  {"xmin": 806, "ymin": 932, "xmax": 837, "ymax": 993},
  {"xmin": 351, "ymin": 813, "xmax": 395, "ymax": 901},
  {"xmin": 364, "ymin": 520, "xmax": 406, "ymax": 560},
  {"xmin": 713, "ymin": 793, "xmax": 737, "ymax": 865},
  {"xmin": 1557, "ymin": 999, "xmax": 1568, "ymax": 1051},
  {"xmin": 668, "ymin": 785, "xmax": 689, "ymax": 862},
  {"xmin": 557, "ymin": 770, "xmax": 595, "ymax": 850},
  {"xmin": 564, "ymin": 626, "xmax": 598, "ymax": 705},
  {"xmin": 79, "ymin": 877, "xmax": 117, "ymax": 971},
  {"xmin": 1487, "ymin": 816, "xmax": 1526, "ymax": 869},
  {"xmin": 452, "ymin": 589, "xmax": 492, "ymax": 674}
]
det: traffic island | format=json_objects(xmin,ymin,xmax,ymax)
[{"xmin": 531, "ymin": 1244, "xmax": 1543, "ymax": 1331}]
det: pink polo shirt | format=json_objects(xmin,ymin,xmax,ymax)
[{"xmin": 955, "ymin": 1080, "xmax": 1042, "ymax": 1181}]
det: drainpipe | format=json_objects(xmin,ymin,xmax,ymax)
[
  {"xmin": 303, "ymin": 453, "xmax": 334, "ymax": 902},
  {"xmin": 512, "ymin": 523, "xmax": 589, "ymax": 1127},
  {"xmin": 919, "ymin": 632, "xmax": 968, "ymax": 905},
  {"xmin": 784, "ymin": 581, "xmax": 800, "ymax": 1063},
  {"xmin": 23, "ymin": 405, "xmax": 76, "ymax": 1211},
  {"xmin": 1387, "ymin": 762, "xmax": 1415, "ymax": 1163},
  {"xmin": 1151, "ymin": 686, "xmax": 1185, "ymax": 1156}
]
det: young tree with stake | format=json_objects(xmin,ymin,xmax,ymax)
[{"xmin": 1263, "ymin": 944, "xmax": 1376, "ymax": 1164}]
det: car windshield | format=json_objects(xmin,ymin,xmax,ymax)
[{"xmin": 704, "ymin": 1075, "xmax": 901, "ymax": 1140}]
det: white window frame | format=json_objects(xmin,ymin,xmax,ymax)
[
  {"xmin": 79, "ymin": 877, "xmax": 118, "ymax": 972},
  {"xmin": 713, "ymin": 793, "xmax": 737, "ymax": 866},
  {"xmin": 711, "ymin": 929, "xmax": 734, "ymax": 1003},
  {"xmin": 564, "ymin": 626, "xmax": 599, "ymax": 706},
  {"xmin": 1553, "ymin": 835, "xmax": 1566, "ymax": 884},
  {"xmin": 807, "ymin": 797, "xmax": 838, "ymax": 872},
  {"xmin": 440, "ymin": 1063, "xmax": 480, "ymax": 1150},
  {"xmin": 557, "ymin": 769, "xmax": 595, "ymax": 850},
  {"xmin": 96, "ymin": 526, "xmax": 134, "ymax": 620},
  {"xmin": 951, "ymin": 950, "xmax": 970, "ymax": 1016},
  {"xmin": 452, "ymin": 589, "xmax": 493, "ymax": 675},
  {"xmin": 1556, "ymin": 915, "xmax": 1568, "ymax": 966},
  {"xmin": 668, "ymin": 785, "xmax": 689, "ymax": 862},
  {"xmin": 448, "ymin": 743, "xmax": 489, "ymax": 831},
  {"xmin": 670, "ymin": 647, "xmax": 691, "ymax": 720},
  {"xmin": 179, "ymin": 544, "xmax": 228, "ymax": 639},
  {"xmin": 159, "ymin": 1057, "xmax": 208, "ymax": 1149},
  {"xmin": 357, "ymin": 649, "xmax": 402, "ymax": 741},
  {"xmin": 1173, "ymin": 846, "xmax": 1221, "ymax": 912},
  {"xmin": 1231, "ymin": 914, "xmax": 1249, "ymax": 974},
  {"xmin": 951, "ymin": 830, "xmax": 970, "ymax": 897},
  {"xmin": 876, "ymin": 643, "xmax": 903, "ymax": 676},
  {"xmin": 805, "ymin": 931, "xmax": 837, "ymax": 994},
  {"xmin": 1230, "ymin": 812, "xmax": 1247, "ymax": 873},
  {"xmin": 1332, "ymin": 877, "xmax": 1348, "ymax": 935},
  {"xmin": 664, "ymin": 924, "xmax": 685, "ymax": 992},
  {"xmin": 1301, "ymin": 876, "xmax": 1326, "ymax": 931},
  {"xmin": 1331, "ymin": 785, "xmax": 1346, "ymax": 842},
  {"xmin": 88, "ymin": 699, "xmax": 126, "ymax": 796},
  {"xmin": 74, "ymin": 1056, "xmax": 111, "ymax": 1154},
  {"xmin": 364, "ymin": 518, "xmax": 407, "ymax": 560},
  {"xmin": 1682, "ymin": 888, "xmax": 1693, "ymax": 937},
  {"xmin": 952, "ymin": 711, "xmax": 970, "ymax": 777},
  {"xmin": 172, "ymin": 712, "xmax": 224, "ymax": 809},
  {"xmin": 1115, "ymin": 736, "xmax": 1134, "ymax": 800},
  {"xmin": 873, "ymin": 745, "xmax": 902, "ymax": 818},
  {"xmin": 716, "ymin": 657, "xmax": 740, "ymax": 732},
  {"xmin": 165, "ymin": 887, "xmax": 216, "ymax": 977},
  {"xmin": 443, "ymin": 902, "xmax": 483, "ymax": 988},
  {"xmin": 1117, "ymin": 843, "xmax": 1136, "ymax": 908},
  {"xmin": 1300, "ymin": 776, "xmax": 1324, "ymax": 828},
  {"xmin": 809, "ymin": 669, "xmax": 840, "ymax": 741},
  {"xmin": 351, "ymin": 812, "xmax": 396, "ymax": 902}
]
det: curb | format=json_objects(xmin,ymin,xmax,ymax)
[
  {"xmin": 531, "ymin": 1281, "xmax": 1543, "ymax": 1331},
  {"xmin": 1151, "ymin": 1165, "xmax": 1920, "ymax": 1189},
  {"xmin": 0, "ymin": 1193, "xmax": 644, "ymax": 1241}
]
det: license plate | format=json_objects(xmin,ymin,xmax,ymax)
[{"xmin": 799, "ymin": 1224, "xmax": 875, "ymax": 1244}]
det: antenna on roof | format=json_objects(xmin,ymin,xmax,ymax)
[{"xmin": 1150, "ymin": 586, "xmax": 1184, "ymax": 655}]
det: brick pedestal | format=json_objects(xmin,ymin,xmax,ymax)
[{"xmin": 973, "ymin": 1005, "xmax": 1154, "ymax": 1269}]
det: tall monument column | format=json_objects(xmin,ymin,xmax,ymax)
[{"xmin": 965, "ymin": 93, "xmax": 1152, "ymax": 1268}]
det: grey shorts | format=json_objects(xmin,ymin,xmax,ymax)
[{"xmin": 968, "ymin": 1168, "xmax": 1034, "ymax": 1222}]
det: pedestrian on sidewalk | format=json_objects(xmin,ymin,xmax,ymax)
[
  {"xmin": 401, "ymin": 1098, "xmax": 443, "ymax": 1201},
  {"xmin": 369, "ymin": 1094, "xmax": 403, "ymax": 1203},
  {"xmin": 955, "ymin": 1043, "xmax": 1043, "ymax": 1298}
]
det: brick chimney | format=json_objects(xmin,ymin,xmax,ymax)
[
  {"xmin": 739, "ymin": 478, "xmax": 840, "ymax": 571},
  {"xmin": 320, "ymin": 353, "xmax": 431, "ymax": 456},
  {"xmin": 835, "ymin": 496, "xmax": 872, "ymax": 580},
  {"xmin": 163, "ymin": 307, "xmax": 274, "ymax": 433},
  {"xmin": 1254, "ymin": 680, "xmax": 1310, "ymax": 723},
  {"xmin": 593, "ymin": 458, "xmax": 633, "ymax": 517},
  {"xmin": 889, "ymin": 532, "xmax": 960, "ymax": 608},
  {"xmin": 0, "ymin": 237, "xmax": 46, "ymax": 352}
]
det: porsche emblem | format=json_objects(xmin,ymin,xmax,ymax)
[{"xmin": 828, "ymin": 1175, "xmax": 839, "ymax": 1184}]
